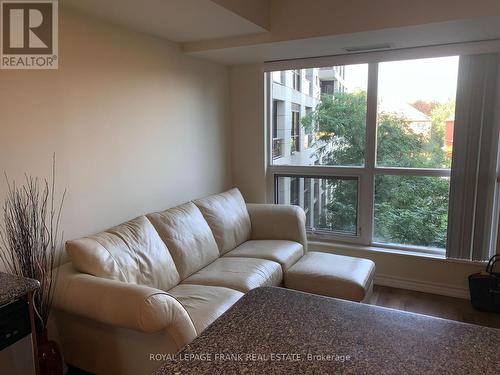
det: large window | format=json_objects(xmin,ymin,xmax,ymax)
[{"xmin": 268, "ymin": 57, "xmax": 461, "ymax": 255}]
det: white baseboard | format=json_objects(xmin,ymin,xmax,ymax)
[{"xmin": 375, "ymin": 274, "xmax": 470, "ymax": 300}]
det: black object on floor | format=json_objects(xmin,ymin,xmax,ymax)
[{"xmin": 469, "ymin": 254, "xmax": 500, "ymax": 312}]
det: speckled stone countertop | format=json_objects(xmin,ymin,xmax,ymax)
[
  {"xmin": 0, "ymin": 272, "xmax": 40, "ymax": 306},
  {"xmin": 153, "ymin": 286, "xmax": 500, "ymax": 375}
]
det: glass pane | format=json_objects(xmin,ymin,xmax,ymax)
[
  {"xmin": 271, "ymin": 64, "xmax": 368, "ymax": 166},
  {"xmin": 374, "ymin": 175, "xmax": 450, "ymax": 249},
  {"xmin": 276, "ymin": 175, "xmax": 358, "ymax": 235},
  {"xmin": 376, "ymin": 56, "xmax": 459, "ymax": 168}
]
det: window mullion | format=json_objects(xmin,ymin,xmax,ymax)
[
  {"xmin": 268, "ymin": 165, "xmax": 365, "ymax": 177},
  {"xmin": 374, "ymin": 167, "xmax": 451, "ymax": 177},
  {"xmin": 359, "ymin": 63, "xmax": 378, "ymax": 245},
  {"xmin": 266, "ymin": 73, "xmax": 275, "ymax": 203}
]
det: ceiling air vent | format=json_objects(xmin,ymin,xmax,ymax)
[{"xmin": 343, "ymin": 44, "xmax": 393, "ymax": 53}]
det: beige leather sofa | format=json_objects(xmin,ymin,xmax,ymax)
[{"xmin": 52, "ymin": 188, "xmax": 374, "ymax": 375}]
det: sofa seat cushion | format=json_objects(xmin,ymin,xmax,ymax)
[
  {"xmin": 147, "ymin": 202, "xmax": 219, "ymax": 280},
  {"xmin": 66, "ymin": 216, "xmax": 180, "ymax": 291},
  {"xmin": 194, "ymin": 188, "xmax": 251, "ymax": 255},
  {"xmin": 224, "ymin": 240, "xmax": 303, "ymax": 271},
  {"xmin": 168, "ymin": 284, "xmax": 243, "ymax": 334},
  {"xmin": 284, "ymin": 251, "xmax": 375, "ymax": 302},
  {"xmin": 182, "ymin": 258, "xmax": 282, "ymax": 293}
]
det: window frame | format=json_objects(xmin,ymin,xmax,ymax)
[
  {"xmin": 275, "ymin": 173, "xmax": 361, "ymax": 238},
  {"xmin": 271, "ymin": 100, "xmax": 283, "ymax": 160},
  {"xmin": 292, "ymin": 69, "xmax": 301, "ymax": 91},
  {"xmin": 290, "ymin": 104, "xmax": 301, "ymax": 153},
  {"xmin": 266, "ymin": 58, "xmax": 455, "ymax": 256}
]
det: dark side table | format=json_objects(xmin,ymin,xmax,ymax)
[{"xmin": 0, "ymin": 272, "xmax": 40, "ymax": 375}]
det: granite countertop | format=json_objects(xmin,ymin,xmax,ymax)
[
  {"xmin": 0, "ymin": 272, "xmax": 40, "ymax": 306},
  {"xmin": 153, "ymin": 286, "xmax": 500, "ymax": 375}
]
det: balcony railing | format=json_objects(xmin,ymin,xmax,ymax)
[{"xmin": 273, "ymin": 138, "xmax": 284, "ymax": 159}]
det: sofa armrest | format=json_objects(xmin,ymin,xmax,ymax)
[
  {"xmin": 53, "ymin": 263, "xmax": 197, "ymax": 348},
  {"xmin": 246, "ymin": 203, "xmax": 307, "ymax": 251}
]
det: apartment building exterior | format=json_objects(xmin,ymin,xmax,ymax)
[{"xmin": 271, "ymin": 67, "xmax": 347, "ymax": 230}]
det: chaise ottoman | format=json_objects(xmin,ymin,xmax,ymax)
[{"xmin": 284, "ymin": 251, "xmax": 375, "ymax": 302}]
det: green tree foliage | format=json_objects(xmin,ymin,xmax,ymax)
[
  {"xmin": 301, "ymin": 92, "xmax": 454, "ymax": 248},
  {"xmin": 302, "ymin": 92, "xmax": 366, "ymax": 166},
  {"xmin": 322, "ymin": 179, "xmax": 358, "ymax": 234},
  {"xmin": 428, "ymin": 100, "xmax": 455, "ymax": 168},
  {"xmin": 374, "ymin": 175, "xmax": 449, "ymax": 248},
  {"xmin": 377, "ymin": 113, "xmax": 428, "ymax": 167}
]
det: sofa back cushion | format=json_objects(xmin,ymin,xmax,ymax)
[
  {"xmin": 66, "ymin": 216, "xmax": 180, "ymax": 291},
  {"xmin": 194, "ymin": 188, "xmax": 251, "ymax": 255},
  {"xmin": 147, "ymin": 202, "xmax": 219, "ymax": 280}
]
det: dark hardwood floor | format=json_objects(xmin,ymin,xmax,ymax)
[{"xmin": 369, "ymin": 285, "xmax": 500, "ymax": 329}]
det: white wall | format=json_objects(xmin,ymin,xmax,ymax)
[
  {"xmin": 0, "ymin": 7, "xmax": 231, "ymax": 265},
  {"xmin": 229, "ymin": 64, "xmax": 266, "ymax": 202}
]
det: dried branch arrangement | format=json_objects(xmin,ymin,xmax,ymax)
[{"xmin": 0, "ymin": 155, "xmax": 66, "ymax": 329}]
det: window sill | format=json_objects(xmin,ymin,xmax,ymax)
[{"xmin": 308, "ymin": 239, "xmax": 487, "ymax": 266}]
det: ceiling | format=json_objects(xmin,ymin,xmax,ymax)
[
  {"xmin": 62, "ymin": 1, "xmax": 500, "ymax": 66},
  {"xmin": 186, "ymin": 16, "xmax": 500, "ymax": 65},
  {"xmin": 62, "ymin": 0, "xmax": 267, "ymax": 43}
]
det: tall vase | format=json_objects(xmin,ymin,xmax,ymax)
[{"xmin": 37, "ymin": 328, "xmax": 63, "ymax": 375}]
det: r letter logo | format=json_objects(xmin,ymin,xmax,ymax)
[{"xmin": 1, "ymin": 0, "xmax": 58, "ymax": 69}]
